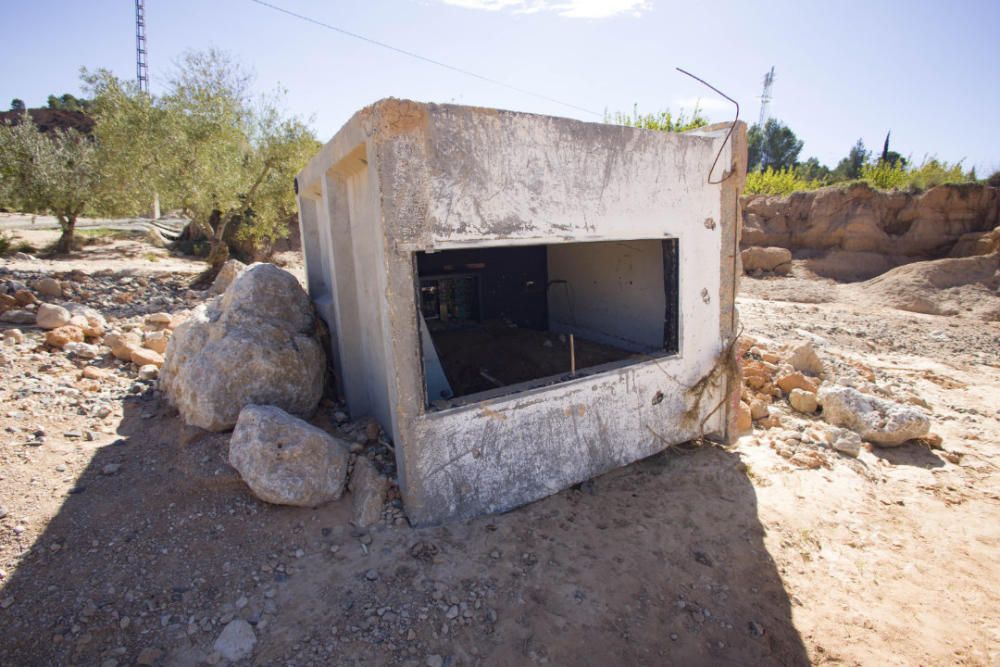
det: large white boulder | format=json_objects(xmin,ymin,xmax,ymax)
[
  {"xmin": 160, "ymin": 263, "xmax": 325, "ymax": 431},
  {"xmin": 818, "ymin": 385, "xmax": 930, "ymax": 447},
  {"xmin": 228, "ymin": 404, "xmax": 350, "ymax": 507}
]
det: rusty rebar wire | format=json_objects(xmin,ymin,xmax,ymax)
[{"xmin": 675, "ymin": 67, "xmax": 740, "ymax": 184}]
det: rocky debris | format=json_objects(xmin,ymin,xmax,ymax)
[
  {"xmin": 64, "ymin": 304, "xmax": 107, "ymax": 337},
  {"xmin": 2, "ymin": 329, "xmax": 24, "ymax": 345},
  {"xmin": 0, "ymin": 309, "xmax": 35, "ymax": 324},
  {"xmin": 45, "ymin": 325, "xmax": 85, "ymax": 348},
  {"xmin": 130, "ymin": 347, "xmax": 164, "ymax": 368},
  {"xmin": 829, "ymin": 428, "xmax": 862, "ymax": 457},
  {"xmin": 735, "ymin": 401, "xmax": 752, "ymax": 434},
  {"xmin": 35, "ymin": 303, "xmax": 70, "ymax": 329},
  {"xmin": 137, "ymin": 364, "xmax": 159, "ymax": 380},
  {"xmin": 14, "ymin": 289, "xmax": 37, "ymax": 306},
  {"xmin": 818, "ymin": 385, "xmax": 930, "ymax": 446},
  {"xmin": 208, "ymin": 259, "xmax": 247, "ymax": 296},
  {"xmin": 741, "ymin": 246, "xmax": 792, "ymax": 275},
  {"xmin": 776, "ymin": 372, "xmax": 819, "ymax": 394},
  {"xmin": 350, "ymin": 457, "xmax": 390, "ymax": 528},
  {"xmin": 213, "ymin": 619, "xmax": 256, "ymax": 662},
  {"xmin": 160, "ymin": 263, "xmax": 325, "ymax": 431},
  {"xmin": 229, "ymin": 404, "xmax": 351, "ymax": 507},
  {"xmin": 142, "ymin": 330, "xmax": 170, "ymax": 354},
  {"xmin": 788, "ymin": 388, "xmax": 818, "ymax": 413},
  {"xmin": 105, "ymin": 331, "xmax": 142, "ymax": 361},
  {"xmin": 64, "ymin": 342, "xmax": 100, "ymax": 359},
  {"xmin": 33, "ymin": 276, "xmax": 63, "ymax": 298},
  {"xmin": 742, "ymin": 182, "xmax": 1000, "ymax": 257},
  {"xmin": 144, "ymin": 312, "xmax": 173, "ymax": 329},
  {"xmin": 749, "ymin": 398, "xmax": 769, "ymax": 420},
  {"xmin": 788, "ymin": 342, "xmax": 824, "ymax": 377}
]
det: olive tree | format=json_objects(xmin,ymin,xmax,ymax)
[
  {"xmin": 0, "ymin": 114, "xmax": 99, "ymax": 253},
  {"xmin": 85, "ymin": 49, "xmax": 319, "ymax": 268}
]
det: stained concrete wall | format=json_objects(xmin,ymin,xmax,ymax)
[
  {"xmin": 297, "ymin": 99, "xmax": 746, "ymax": 525},
  {"xmin": 547, "ymin": 239, "xmax": 667, "ymax": 353}
]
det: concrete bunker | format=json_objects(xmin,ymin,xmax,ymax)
[{"xmin": 296, "ymin": 99, "xmax": 746, "ymax": 525}]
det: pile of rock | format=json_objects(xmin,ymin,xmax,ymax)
[
  {"xmin": 737, "ymin": 336, "xmax": 931, "ymax": 457},
  {"xmin": 160, "ymin": 262, "xmax": 395, "ymax": 528}
]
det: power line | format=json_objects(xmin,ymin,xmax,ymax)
[{"xmin": 247, "ymin": 0, "xmax": 602, "ymax": 118}]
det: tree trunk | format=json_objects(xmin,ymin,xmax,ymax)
[
  {"xmin": 207, "ymin": 209, "xmax": 230, "ymax": 269},
  {"xmin": 55, "ymin": 215, "xmax": 76, "ymax": 254}
]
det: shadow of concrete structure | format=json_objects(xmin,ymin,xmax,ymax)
[{"xmin": 0, "ymin": 387, "xmax": 809, "ymax": 666}]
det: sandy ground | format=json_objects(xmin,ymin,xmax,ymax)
[{"xmin": 1, "ymin": 238, "xmax": 999, "ymax": 666}]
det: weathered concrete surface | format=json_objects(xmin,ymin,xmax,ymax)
[{"xmin": 296, "ymin": 99, "xmax": 745, "ymax": 524}]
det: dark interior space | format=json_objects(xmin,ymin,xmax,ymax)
[{"xmin": 415, "ymin": 241, "xmax": 677, "ymax": 404}]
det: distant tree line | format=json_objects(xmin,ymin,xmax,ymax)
[{"xmin": 744, "ymin": 118, "xmax": 986, "ymax": 195}]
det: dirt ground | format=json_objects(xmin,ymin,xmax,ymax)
[{"xmin": 1, "ymin": 235, "xmax": 999, "ymax": 666}]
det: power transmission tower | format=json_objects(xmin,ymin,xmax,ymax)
[
  {"xmin": 757, "ymin": 66, "xmax": 775, "ymax": 128},
  {"xmin": 135, "ymin": 0, "xmax": 149, "ymax": 94}
]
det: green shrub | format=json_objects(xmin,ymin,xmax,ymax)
[
  {"xmin": 604, "ymin": 104, "xmax": 708, "ymax": 133},
  {"xmin": 859, "ymin": 158, "xmax": 974, "ymax": 191},
  {"xmin": 860, "ymin": 161, "xmax": 909, "ymax": 190},
  {"xmin": 744, "ymin": 167, "xmax": 822, "ymax": 196}
]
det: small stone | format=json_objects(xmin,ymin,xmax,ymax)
[
  {"xmin": 35, "ymin": 303, "xmax": 71, "ymax": 330},
  {"xmin": 82, "ymin": 366, "xmax": 109, "ymax": 380},
  {"xmin": 101, "ymin": 463, "xmax": 121, "ymax": 475},
  {"xmin": 130, "ymin": 347, "xmax": 164, "ymax": 368},
  {"xmin": 735, "ymin": 401, "xmax": 752, "ymax": 435},
  {"xmin": 45, "ymin": 325, "xmax": 85, "ymax": 348},
  {"xmin": 33, "ymin": 277, "xmax": 63, "ymax": 298},
  {"xmin": 2, "ymin": 329, "xmax": 24, "ymax": 345},
  {"xmin": 64, "ymin": 342, "xmax": 99, "ymax": 359},
  {"xmin": 143, "ymin": 331, "xmax": 170, "ymax": 354},
  {"xmin": 145, "ymin": 312, "xmax": 173, "ymax": 328},
  {"xmin": 104, "ymin": 331, "xmax": 142, "ymax": 361},
  {"xmin": 365, "ymin": 569, "xmax": 379, "ymax": 581},
  {"xmin": 831, "ymin": 429, "xmax": 862, "ymax": 457},
  {"xmin": 426, "ymin": 655, "xmax": 444, "ymax": 667},
  {"xmin": 13, "ymin": 289, "xmax": 38, "ymax": 306},
  {"xmin": 788, "ymin": 342, "xmax": 824, "ymax": 377},
  {"xmin": 136, "ymin": 647, "xmax": 163, "ymax": 665},
  {"xmin": 776, "ymin": 372, "xmax": 819, "ymax": 395},
  {"xmin": 137, "ymin": 364, "xmax": 159, "ymax": 380},
  {"xmin": 213, "ymin": 619, "xmax": 256, "ymax": 662},
  {"xmin": 349, "ymin": 457, "xmax": 389, "ymax": 528},
  {"xmin": 789, "ymin": 388, "xmax": 818, "ymax": 413},
  {"xmin": 749, "ymin": 399, "xmax": 769, "ymax": 421}
]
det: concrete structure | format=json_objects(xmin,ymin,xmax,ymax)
[{"xmin": 296, "ymin": 99, "xmax": 746, "ymax": 525}]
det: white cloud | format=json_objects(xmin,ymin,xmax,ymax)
[{"xmin": 437, "ymin": 0, "xmax": 651, "ymax": 19}]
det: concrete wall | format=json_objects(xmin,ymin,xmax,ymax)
[
  {"xmin": 547, "ymin": 239, "xmax": 667, "ymax": 353},
  {"xmin": 297, "ymin": 99, "xmax": 746, "ymax": 525}
]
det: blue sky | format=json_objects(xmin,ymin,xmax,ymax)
[{"xmin": 2, "ymin": 0, "xmax": 998, "ymax": 174}]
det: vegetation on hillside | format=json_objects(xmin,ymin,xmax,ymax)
[{"xmin": 743, "ymin": 122, "xmax": 980, "ymax": 196}]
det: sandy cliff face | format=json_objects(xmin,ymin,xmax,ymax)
[{"xmin": 741, "ymin": 183, "xmax": 1000, "ymax": 258}]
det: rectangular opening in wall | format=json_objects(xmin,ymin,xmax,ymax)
[{"xmin": 416, "ymin": 239, "xmax": 680, "ymax": 407}]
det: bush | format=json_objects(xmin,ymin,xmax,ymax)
[
  {"xmin": 744, "ymin": 167, "xmax": 822, "ymax": 196},
  {"xmin": 604, "ymin": 104, "xmax": 707, "ymax": 133},
  {"xmin": 860, "ymin": 158, "xmax": 974, "ymax": 191}
]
